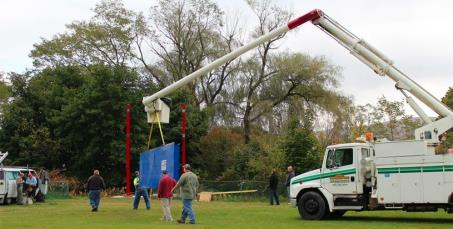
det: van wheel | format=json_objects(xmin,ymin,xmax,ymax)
[{"xmin": 298, "ymin": 191, "xmax": 327, "ymax": 220}]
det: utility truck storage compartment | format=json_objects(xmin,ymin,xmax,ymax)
[
  {"xmin": 374, "ymin": 141, "xmax": 429, "ymax": 158},
  {"xmin": 376, "ymin": 167, "xmax": 401, "ymax": 203},
  {"xmin": 423, "ymin": 171, "xmax": 445, "ymax": 202},
  {"xmin": 375, "ymin": 155, "xmax": 443, "ymax": 166},
  {"xmin": 400, "ymin": 172, "xmax": 423, "ymax": 203},
  {"xmin": 377, "ymin": 159, "xmax": 453, "ymax": 204}
]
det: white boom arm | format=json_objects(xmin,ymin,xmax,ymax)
[
  {"xmin": 142, "ymin": 10, "xmax": 321, "ymax": 121},
  {"xmin": 143, "ymin": 9, "xmax": 453, "ymax": 144},
  {"xmin": 312, "ymin": 11, "xmax": 453, "ymax": 144},
  {"xmin": 0, "ymin": 151, "xmax": 8, "ymax": 165}
]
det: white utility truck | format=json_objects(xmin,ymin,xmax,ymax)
[
  {"xmin": 0, "ymin": 152, "xmax": 38, "ymax": 204},
  {"xmin": 142, "ymin": 9, "xmax": 453, "ymax": 219}
]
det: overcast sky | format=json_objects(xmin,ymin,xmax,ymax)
[{"xmin": 1, "ymin": 0, "xmax": 452, "ymax": 116}]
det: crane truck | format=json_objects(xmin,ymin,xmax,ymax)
[{"xmin": 142, "ymin": 9, "xmax": 453, "ymax": 220}]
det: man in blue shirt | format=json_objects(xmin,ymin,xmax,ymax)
[
  {"xmin": 133, "ymin": 171, "xmax": 150, "ymax": 210},
  {"xmin": 25, "ymin": 172, "xmax": 37, "ymax": 198}
]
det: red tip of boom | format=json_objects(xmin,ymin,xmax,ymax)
[{"xmin": 287, "ymin": 9, "xmax": 323, "ymax": 30}]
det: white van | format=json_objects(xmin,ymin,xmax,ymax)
[{"xmin": 0, "ymin": 167, "xmax": 36, "ymax": 204}]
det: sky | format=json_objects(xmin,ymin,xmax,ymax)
[{"xmin": 1, "ymin": 0, "xmax": 452, "ymax": 116}]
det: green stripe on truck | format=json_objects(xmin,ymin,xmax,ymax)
[
  {"xmin": 291, "ymin": 165, "xmax": 453, "ymax": 185},
  {"xmin": 291, "ymin": 168, "xmax": 356, "ymax": 184},
  {"xmin": 377, "ymin": 165, "xmax": 453, "ymax": 174},
  {"xmin": 377, "ymin": 168, "xmax": 399, "ymax": 174}
]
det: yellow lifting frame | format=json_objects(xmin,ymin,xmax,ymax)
[{"xmin": 147, "ymin": 111, "xmax": 166, "ymax": 149}]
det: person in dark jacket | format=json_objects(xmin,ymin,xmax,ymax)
[
  {"xmin": 269, "ymin": 169, "xmax": 279, "ymax": 205},
  {"xmin": 86, "ymin": 169, "xmax": 105, "ymax": 212},
  {"xmin": 285, "ymin": 165, "xmax": 295, "ymax": 203}
]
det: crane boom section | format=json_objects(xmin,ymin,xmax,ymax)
[
  {"xmin": 142, "ymin": 9, "xmax": 453, "ymax": 143},
  {"xmin": 314, "ymin": 14, "xmax": 453, "ymax": 118},
  {"xmin": 312, "ymin": 13, "xmax": 453, "ymax": 143},
  {"xmin": 142, "ymin": 10, "xmax": 322, "ymax": 107}
]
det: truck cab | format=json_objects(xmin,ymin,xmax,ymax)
[
  {"xmin": 291, "ymin": 138, "xmax": 453, "ymax": 220},
  {"xmin": 290, "ymin": 143, "xmax": 373, "ymax": 219}
]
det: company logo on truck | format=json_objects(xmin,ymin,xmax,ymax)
[{"xmin": 329, "ymin": 174, "xmax": 350, "ymax": 184}]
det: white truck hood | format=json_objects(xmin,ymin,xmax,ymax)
[
  {"xmin": 291, "ymin": 169, "xmax": 321, "ymax": 185},
  {"xmin": 289, "ymin": 169, "xmax": 322, "ymax": 201}
]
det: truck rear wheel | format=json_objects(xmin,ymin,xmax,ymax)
[{"xmin": 298, "ymin": 191, "xmax": 327, "ymax": 220}]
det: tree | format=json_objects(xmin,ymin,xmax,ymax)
[
  {"xmin": 443, "ymin": 87, "xmax": 453, "ymax": 107},
  {"xmin": 0, "ymin": 65, "xmax": 149, "ymax": 186},
  {"xmin": 31, "ymin": 0, "xmax": 244, "ymax": 118},
  {"xmin": 280, "ymin": 116, "xmax": 322, "ymax": 174},
  {"xmin": 0, "ymin": 71, "xmax": 10, "ymax": 113},
  {"xmin": 314, "ymin": 96, "xmax": 354, "ymax": 149},
  {"xmin": 225, "ymin": 51, "xmax": 341, "ymax": 143},
  {"xmin": 193, "ymin": 127, "xmax": 242, "ymax": 180},
  {"xmin": 149, "ymin": 0, "xmax": 242, "ymax": 111},
  {"xmin": 232, "ymin": 0, "xmax": 291, "ymax": 143},
  {"xmin": 349, "ymin": 96, "xmax": 422, "ymax": 142},
  {"xmin": 375, "ymin": 96, "xmax": 405, "ymax": 140},
  {"xmin": 218, "ymin": 132, "xmax": 285, "ymax": 181},
  {"xmin": 30, "ymin": 0, "xmax": 156, "ymax": 82}
]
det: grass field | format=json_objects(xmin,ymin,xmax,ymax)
[{"xmin": 1, "ymin": 197, "xmax": 453, "ymax": 229}]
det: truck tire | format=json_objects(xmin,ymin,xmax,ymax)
[{"xmin": 298, "ymin": 191, "xmax": 327, "ymax": 220}]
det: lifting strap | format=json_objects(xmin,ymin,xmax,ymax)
[{"xmin": 147, "ymin": 111, "xmax": 166, "ymax": 149}]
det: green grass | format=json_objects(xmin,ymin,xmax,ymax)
[{"xmin": 1, "ymin": 198, "xmax": 453, "ymax": 229}]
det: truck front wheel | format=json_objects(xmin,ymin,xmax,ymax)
[{"xmin": 298, "ymin": 191, "xmax": 327, "ymax": 220}]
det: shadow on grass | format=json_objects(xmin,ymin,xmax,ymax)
[{"xmin": 332, "ymin": 215, "xmax": 453, "ymax": 224}]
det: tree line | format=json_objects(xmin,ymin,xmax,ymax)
[{"xmin": 0, "ymin": 0, "xmax": 451, "ymax": 186}]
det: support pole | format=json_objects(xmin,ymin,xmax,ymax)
[
  {"xmin": 181, "ymin": 103, "xmax": 187, "ymax": 172},
  {"xmin": 125, "ymin": 103, "xmax": 131, "ymax": 195}
]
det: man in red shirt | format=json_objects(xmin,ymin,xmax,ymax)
[{"xmin": 157, "ymin": 170, "xmax": 177, "ymax": 222}]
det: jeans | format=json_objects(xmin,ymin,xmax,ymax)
[
  {"xmin": 181, "ymin": 199, "xmax": 195, "ymax": 223},
  {"xmin": 161, "ymin": 198, "xmax": 173, "ymax": 221},
  {"xmin": 133, "ymin": 188, "xmax": 150, "ymax": 209},
  {"xmin": 88, "ymin": 190, "xmax": 101, "ymax": 209},
  {"xmin": 269, "ymin": 189, "xmax": 279, "ymax": 205}
]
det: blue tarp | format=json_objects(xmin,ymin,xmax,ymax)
[{"xmin": 139, "ymin": 143, "xmax": 180, "ymax": 189}]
